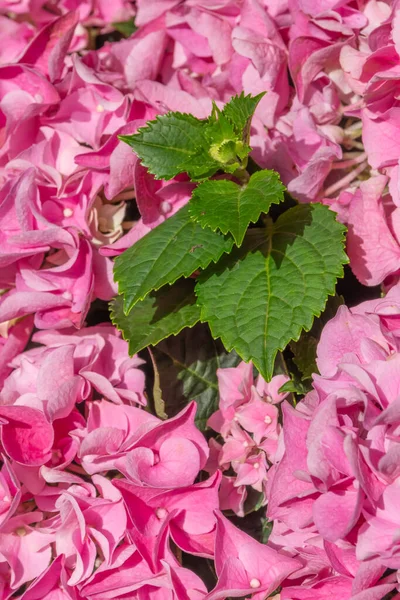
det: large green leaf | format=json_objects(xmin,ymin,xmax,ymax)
[
  {"xmin": 114, "ymin": 205, "xmax": 234, "ymax": 314},
  {"xmin": 152, "ymin": 324, "xmax": 241, "ymax": 430},
  {"xmin": 110, "ymin": 280, "xmax": 201, "ymax": 355},
  {"xmin": 189, "ymin": 170, "xmax": 285, "ymax": 246},
  {"xmin": 195, "ymin": 203, "xmax": 348, "ymax": 381},
  {"xmin": 119, "ymin": 112, "xmax": 219, "ymax": 181}
]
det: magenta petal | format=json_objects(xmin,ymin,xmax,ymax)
[
  {"xmin": 128, "ymin": 437, "xmax": 201, "ymax": 488},
  {"xmin": 351, "ymin": 583, "xmax": 398, "ymax": 600},
  {"xmin": 36, "ymin": 345, "xmax": 80, "ymax": 421},
  {"xmin": 0, "ymin": 316, "xmax": 34, "ymax": 388},
  {"xmin": 267, "ymin": 402, "xmax": 313, "ymax": 522},
  {"xmin": 0, "ymin": 406, "xmax": 54, "ymax": 466},
  {"xmin": 281, "ymin": 576, "xmax": 353, "ymax": 600},
  {"xmin": 206, "ymin": 557, "xmax": 252, "ymax": 600},
  {"xmin": 347, "ymin": 176, "xmax": 400, "ymax": 286},
  {"xmin": 313, "ymin": 486, "xmax": 363, "ymax": 542},
  {"xmin": 20, "ymin": 555, "xmax": 64, "ymax": 600},
  {"xmin": 19, "ymin": 12, "xmax": 78, "ymax": 81}
]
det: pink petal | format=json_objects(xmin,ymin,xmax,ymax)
[
  {"xmin": 313, "ymin": 486, "xmax": 363, "ymax": 542},
  {"xmin": 18, "ymin": 12, "xmax": 78, "ymax": 82},
  {"xmin": 346, "ymin": 176, "xmax": 400, "ymax": 286},
  {"xmin": 0, "ymin": 406, "xmax": 53, "ymax": 466},
  {"xmin": 127, "ymin": 437, "xmax": 201, "ymax": 488}
]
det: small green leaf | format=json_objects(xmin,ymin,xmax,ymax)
[
  {"xmin": 204, "ymin": 113, "xmax": 250, "ymax": 172},
  {"xmin": 195, "ymin": 203, "xmax": 348, "ymax": 381},
  {"xmin": 152, "ymin": 324, "xmax": 241, "ymax": 430},
  {"xmin": 290, "ymin": 337, "xmax": 318, "ymax": 381},
  {"xmin": 112, "ymin": 18, "xmax": 137, "ymax": 37},
  {"xmin": 110, "ymin": 280, "xmax": 201, "ymax": 355},
  {"xmin": 119, "ymin": 113, "xmax": 219, "ymax": 181},
  {"xmin": 114, "ymin": 205, "xmax": 234, "ymax": 314},
  {"xmin": 205, "ymin": 112, "xmax": 238, "ymax": 148},
  {"xmin": 279, "ymin": 379, "xmax": 307, "ymax": 395},
  {"xmin": 222, "ymin": 92, "xmax": 266, "ymax": 142},
  {"xmin": 189, "ymin": 170, "xmax": 285, "ymax": 246},
  {"xmin": 119, "ymin": 94, "xmax": 265, "ymax": 181}
]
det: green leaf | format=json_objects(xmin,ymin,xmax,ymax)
[
  {"xmin": 118, "ymin": 113, "xmax": 219, "ymax": 181},
  {"xmin": 119, "ymin": 94, "xmax": 265, "ymax": 180},
  {"xmin": 205, "ymin": 112, "xmax": 238, "ymax": 147},
  {"xmin": 279, "ymin": 379, "xmax": 308, "ymax": 396},
  {"xmin": 289, "ymin": 336, "xmax": 318, "ymax": 381},
  {"xmin": 189, "ymin": 170, "xmax": 285, "ymax": 246},
  {"xmin": 195, "ymin": 203, "xmax": 348, "ymax": 381},
  {"xmin": 112, "ymin": 18, "xmax": 137, "ymax": 37},
  {"xmin": 114, "ymin": 205, "xmax": 234, "ymax": 314},
  {"xmin": 151, "ymin": 323, "xmax": 241, "ymax": 430},
  {"xmin": 204, "ymin": 113, "xmax": 250, "ymax": 173},
  {"xmin": 222, "ymin": 92, "xmax": 266, "ymax": 143},
  {"xmin": 110, "ymin": 280, "xmax": 201, "ymax": 355}
]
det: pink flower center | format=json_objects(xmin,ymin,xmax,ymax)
[
  {"xmin": 15, "ymin": 527, "xmax": 27, "ymax": 537},
  {"xmin": 264, "ymin": 415, "xmax": 272, "ymax": 424},
  {"xmin": 51, "ymin": 449, "xmax": 62, "ymax": 465},
  {"xmin": 160, "ymin": 201, "xmax": 172, "ymax": 214},
  {"xmin": 253, "ymin": 462, "xmax": 260, "ymax": 469},
  {"xmin": 250, "ymin": 578, "xmax": 261, "ymax": 588},
  {"xmin": 156, "ymin": 507, "xmax": 168, "ymax": 519}
]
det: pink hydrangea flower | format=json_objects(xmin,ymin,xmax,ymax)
[
  {"xmin": 206, "ymin": 511, "xmax": 301, "ymax": 600},
  {"xmin": 207, "ymin": 362, "xmax": 289, "ymax": 513},
  {"xmin": 115, "ymin": 471, "xmax": 221, "ymax": 559},
  {"xmin": 3, "ymin": 1, "xmax": 400, "ymax": 597},
  {"xmin": 266, "ymin": 286, "xmax": 400, "ymax": 596},
  {"xmin": 0, "ymin": 511, "xmax": 54, "ymax": 593}
]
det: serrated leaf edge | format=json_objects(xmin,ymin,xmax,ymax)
[
  {"xmin": 110, "ymin": 294, "xmax": 201, "ymax": 357},
  {"xmin": 114, "ymin": 219, "xmax": 234, "ymax": 315},
  {"xmin": 195, "ymin": 205, "xmax": 348, "ymax": 380},
  {"xmin": 188, "ymin": 172, "xmax": 286, "ymax": 246},
  {"xmin": 118, "ymin": 112, "xmax": 208, "ymax": 180}
]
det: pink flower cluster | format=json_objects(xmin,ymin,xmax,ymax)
[
  {"xmin": 115, "ymin": 0, "xmax": 400, "ymax": 288},
  {"xmin": 2, "ymin": 0, "xmax": 400, "ymax": 336},
  {"xmin": 266, "ymin": 283, "xmax": 400, "ymax": 598},
  {"xmin": 0, "ymin": 0, "xmax": 134, "ymax": 36},
  {"xmin": 206, "ymin": 362, "xmax": 289, "ymax": 516},
  {"xmin": 3, "ymin": 0, "xmax": 400, "ymax": 598},
  {"xmin": 0, "ymin": 3, "xmax": 200, "ymax": 342},
  {"xmin": 320, "ymin": 0, "xmax": 400, "ymax": 289},
  {"xmin": 0, "ymin": 323, "xmax": 301, "ymax": 598}
]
